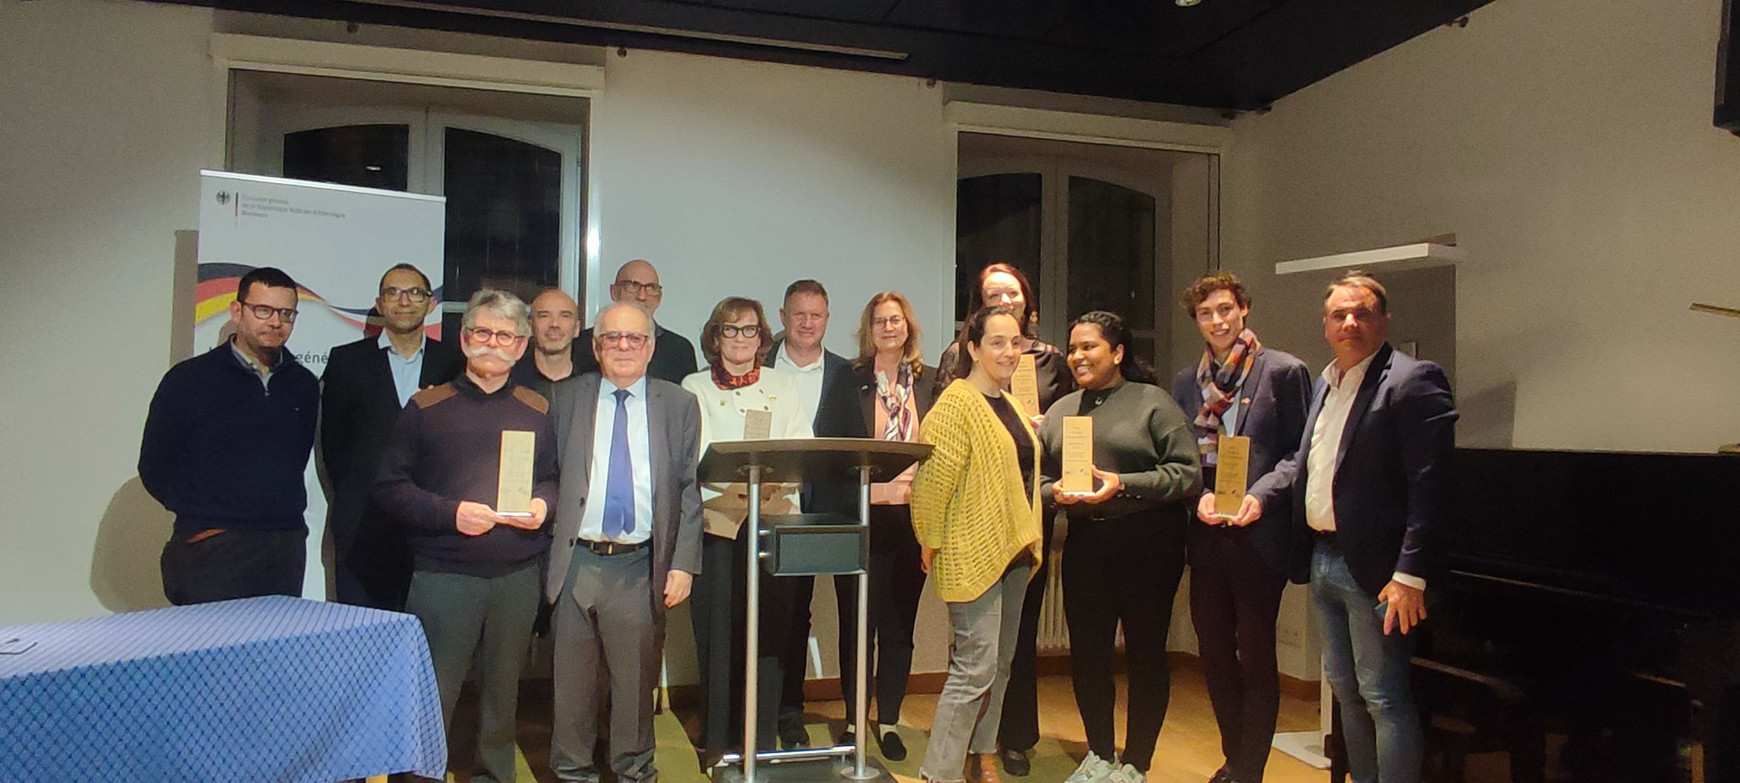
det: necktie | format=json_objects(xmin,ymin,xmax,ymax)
[{"xmin": 603, "ymin": 388, "xmax": 635, "ymax": 540}]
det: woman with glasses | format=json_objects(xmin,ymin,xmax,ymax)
[
  {"xmin": 1038, "ymin": 311, "xmax": 1200, "ymax": 783},
  {"xmin": 937, "ymin": 263, "xmax": 1072, "ymax": 776},
  {"xmin": 830, "ymin": 292, "xmax": 937, "ymax": 760},
  {"xmin": 681, "ymin": 296, "xmax": 813, "ymax": 763},
  {"xmin": 911, "ymin": 305, "xmax": 1043, "ymax": 783}
]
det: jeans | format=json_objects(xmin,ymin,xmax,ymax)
[
  {"xmin": 920, "ymin": 556, "xmax": 1031, "ymax": 783},
  {"xmin": 1310, "ymin": 541, "xmax": 1421, "ymax": 783}
]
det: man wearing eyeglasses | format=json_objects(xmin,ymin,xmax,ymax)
[
  {"xmin": 140, "ymin": 266, "xmax": 320, "ymax": 605},
  {"xmin": 375, "ymin": 288, "xmax": 558, "ymax": 783},
  {"xmin": 548, "ymin": 302, "xmax": 703, "ymax": 783},
  {"xmin": 574, "ymin": 260, "xmax": 699, "ymax": 385},
  {"xmin": 321, "ymin": 263, "xmax": 465, "ymax": 610}
]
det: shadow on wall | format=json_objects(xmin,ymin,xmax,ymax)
[
  {"xmin": 90, "ymin": 477, "xmax": 173, "ymax": 613},
  {"xmin": 1456, "ymin": 379, "xmax": 1517, "ymax": 448}
]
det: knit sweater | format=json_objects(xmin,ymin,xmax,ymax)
[
  {"xmin": 138, "ymin": 342, "xmax": 319, "ymax": 534},
  {"xmin": 910, "ymin": 379, "xmax": 1044, "ymax": 603},
  {"xmin": 1036, "ymin": 379, "xmax": 1202, "ymax": 519}
]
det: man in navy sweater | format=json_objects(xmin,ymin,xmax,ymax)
[{"xmin": 140, "ymin": 266, "xmax": 320, "ymax": 605}]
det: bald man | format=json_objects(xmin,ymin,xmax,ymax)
[
  {"xmin": 513, "ymin": 288, "xmax": 583, "ymax": 399},
  {"xmin": 574, "ymin": 260, "xmax": 699, "ymax": 385}
]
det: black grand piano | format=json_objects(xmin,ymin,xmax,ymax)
[{"xmin": 1400, "ymin": 448, "xmax": 1740, "ymax": 782}]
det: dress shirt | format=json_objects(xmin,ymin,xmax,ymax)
[
  {"xmin": 229, "ymin": 339, "xmax": 276, "ymax": 389},
  {"xmin": 576, "ymin": 375, "xmax": 653, "ymax": 544},
  {"xmin": 1304, "ymin": 351, "xmax": 1424, "ymax": 590},
  {"xmin": 777, "ymin": 342, "xmax": 826, "ymax": 424},
  {"xmin": 378, "ymin": 332, "xmax": 427, "ymax": 407}
]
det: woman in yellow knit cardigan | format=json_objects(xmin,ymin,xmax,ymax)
[{"xmin": 910, "ymin": 305, "xmax": 1044, "ymax": 783}]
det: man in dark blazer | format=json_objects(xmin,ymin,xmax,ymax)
[
  {"xmin": 548, "ymin": 302, "xmax": 704, "ymax": 783},
  {"xmin": 573, "ymin": 259, "xmax": 699, "ymax": 385},
  {"xmin": 320, "ymin": 263, "xmax": 464, "ymax": 609},
  {"xmin": 762, "ymin": 280, "xmax": 864, "ymax": 749},
  {"xmin": 1172, "ymin": 272, "xmax": 1310, "ymax": 783},
  {"xmin": 1228, "ymin": 270, "xmax": 1457, "ymax": 783}
]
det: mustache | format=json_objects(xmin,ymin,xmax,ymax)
[{"xmin": 463, "ymin": 344, "xmax": 519, "ymax": 363}]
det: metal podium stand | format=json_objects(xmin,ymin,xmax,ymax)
[{"xmin": 698, "ymin": 438, "xmax": 932, "ymax": 783}]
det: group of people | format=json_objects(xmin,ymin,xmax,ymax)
[{"xmin": 138, "ymin": 255, "xmax": 1455, "ymax": 783}]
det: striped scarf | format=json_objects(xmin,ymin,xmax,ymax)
[
  {"xmin": 876, "ymin": 363, "xmax": 915, "ymax": 442},
  {"xmin": 1194, "ymin": 328, "xmax": 1261, "ymax": 459}
]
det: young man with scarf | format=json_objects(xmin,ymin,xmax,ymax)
[{"xmin": 1170, "ymin": 273, "xmax": 1310, "ymax": 783}]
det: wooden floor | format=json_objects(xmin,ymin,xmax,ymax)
[{"xmin": 455, "ymin": 666, "xmax": 1326, "ymax": 782}]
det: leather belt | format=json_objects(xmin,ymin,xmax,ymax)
[
  {"xmin": 572, "ymin": 538, "xmax": 649, "ymax": 556},
  {"xmin": 1313, "ymin": 529, "xmax": 1339, "ymax": 548}
]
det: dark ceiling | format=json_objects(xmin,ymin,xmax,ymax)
[{"xmin": 157, "ymin": 0, "xmax": 1496, "ymax": 110}]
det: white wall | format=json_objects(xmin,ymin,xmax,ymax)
[
  {"xmin": 1223, "ymin": 0, "xmax": 1740, "ymax": 452},
  {"xmin": 0, "ymin": 0, "xmax": 217, "ymax": 625}
]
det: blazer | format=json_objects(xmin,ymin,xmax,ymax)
[
  {"xmin": 1249, "ymin": 343, "xmax": 1458, "ymax": 597},
  {"xmin": 547, "ymin": 372, "xmax": 706, "ymax": 610},
  {"xmin": 1171, "ymin": 347, "xmax": 1312, "ymax": 581},
  {"xmin": 320, "ymin": 334, "xmax": 465, "ymax": 533},
  {"xmin": 765, "ymin": 341, "xmax": 861, "ymax": 513}
]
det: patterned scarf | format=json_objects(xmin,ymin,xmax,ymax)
[
  {"xmin": 1194, "ymin": 328, "xmax": 1261, "ymax": 458},
  {"xmin": 876, "ymin": 363, "xmax": 916, "ymax": 442},
  {"xmin": 710, "ymin": 361, "xmax": 760, "ymax": 391}
]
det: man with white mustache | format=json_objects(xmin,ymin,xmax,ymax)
[{"xmin": 375, "ymin": 289, "xmax": 559, "ymax": 783}]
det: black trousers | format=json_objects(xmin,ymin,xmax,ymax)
[
  {"xmin": 332, "ymin": 497, "xmax": 414, "ymax": 611},
  {"xmin": 996, "ymin": 511, "xmax": 1054, "ymax": 752},
  {"xmin": 692, "ymin": 527, "xmax": 802, "ymax": 756},
  {"xmin": 1061, "ymin": 510, "xmax": 1187, "ymax": 772},
  {"xmin": 160, "ymin": 527, "xmax": 305, "ymax": 606},
  {"xmin": 1190, "ymin": 526, "xmax": 1288, "ymax": 783},
  {"xmin": 833, "ymin": 504, "xmax": 928, "ymax": 726}
]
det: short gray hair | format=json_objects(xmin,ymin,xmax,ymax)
[{"xmin": 461, "ymin": 288, "xmax": 531, "ymax": 335}]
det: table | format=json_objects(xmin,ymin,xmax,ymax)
[{"xmin": 0, "ymin": 596, "xmax": 446, "ymax": 782}]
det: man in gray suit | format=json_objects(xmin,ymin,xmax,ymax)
[{"xmin": 548, "ymin": 302, "xmax": 704, "ymax": 782}]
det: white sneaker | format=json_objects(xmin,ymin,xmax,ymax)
[
  {"xmin": 1107, "ymin": 762, "xmax": 1147, "ymax": 783},
  {"xmin": 1064, "ymin": 751, "xmax": 1116, "ymax": 783}
]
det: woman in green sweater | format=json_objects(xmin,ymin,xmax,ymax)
[
  {"xmin": 1039, "ymin": 310, "xmax": 1202, "ymax": 783},
  {"xmin": 910, "ymin": 305, "xmax": 1044, "ymax": 783}
]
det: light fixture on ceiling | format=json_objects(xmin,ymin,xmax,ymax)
[{"xmin": 1176, "ymin": 0, "xmax": 1202, "ymax": 6}]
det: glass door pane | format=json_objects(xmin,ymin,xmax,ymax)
[
  {"xmin": 282, "ymin": 124, "xmax": 410, "ymax": 191},
  {"xmin": 1066, "ymin": 176, "xmax": 1158, "ymax": 363},
  {"xmin": 438, "ymin": 127, "xmax": 563, "ymax": 337},
  {"xmin": 956, "ymin": 173, "xmax": 1043, "ymax": 326}
]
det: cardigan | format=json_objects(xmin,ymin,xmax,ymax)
[{"xmin": 910, "ymin": 379, "xmax": 1043, "ymax": 603}]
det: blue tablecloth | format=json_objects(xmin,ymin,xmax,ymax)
[{"xmin": 0, "ymin": 596, "xmax": 446, "ymax": 782}]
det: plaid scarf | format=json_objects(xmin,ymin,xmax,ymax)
[
  {"xmin": 876, "ymin": 363, "xmax": 916, "ymax": 442},
  {"xmin": 1194, "ymin": 328, "xmax": 1261, "ymax": 459},
  {"xmin": 710, "ymin": 362, "xmax": 761, "ymax": 391}
]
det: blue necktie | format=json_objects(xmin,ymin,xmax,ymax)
[{"xmin": 603, "ymin": 388, "xmax": 635, "ymax": 540}]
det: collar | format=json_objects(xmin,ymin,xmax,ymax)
[
  {"xmin": 777, "ymin": 342, "xmax": 826, "ymax": 373},
  {"xmin": 1323, "ymin": 349, "xmax": 1379, "ymax": 390},
  {"xmin": 601, "ymin": 373, "xmax": 650, "ymax": 400},
  {"xmin": 377, "ymin": 330, "xmax": 427, "ymax": 357},
  {"xmin": 453, "ymin": 371, "xmax": 515, "ymax": 399},
  {"xmin": 227, "ymin": 337, "xmax": 286, "ymax": 374}
]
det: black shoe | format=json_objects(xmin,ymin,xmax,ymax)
[
  {"xmin": 838, "ymin": 727, "xmax": 857, "ymax": 747},
  {"xmin": 778, "ymin": 714, "xmax": 810, "ymax": 749},
  {"xmin": 877, "ymin": 730, "xmax": 907, "ymax": 761},
  {"xmin": 1210, "ymin": 765, "xmax": 1234, "ymax": 783},
  {"xmin": 998, "ymin": 747, "xmax": 1030, "ymax": 777}
]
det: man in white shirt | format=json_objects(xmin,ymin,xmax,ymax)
[{"xmin": 1239, "ymin": 270, "xmax": 1457, "ymax": 783}]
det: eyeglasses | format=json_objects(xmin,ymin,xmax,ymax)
[
  {"xmin": 595, "ymin": 331, "xmax": 651, "ymax": 348},
  {"xmin": 720, "ymin": 324, "xmax": 761, "ymax": 339},
  {"xmin": 239, "ymin": 301, "xmax": 299, "ymax": 323},
  {"xmin": 613, "ymin": 280, "xmax": 663, "ymax": 296},
  {"xmin": 381, "ymin": 286, "xmax": 432, "ymax": 303},
  {"xmin": 872, "ymin": 315, "xmax": 906, "ymax": 329},
  {"xmin": 465, "ymin": 327, "xmax": 525, "ymax": 346}
]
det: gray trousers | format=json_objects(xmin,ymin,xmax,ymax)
[
  {"xmin": 551, "ymin": 546, "xmax": 660, "ymax": 782},
  {"xmin": 404, "ymin": 562, "xmax": 542, "ymax": 783},
  {"xmin": 919, "ymin": 556, "xmax": 1032, "ymax": 783}
]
